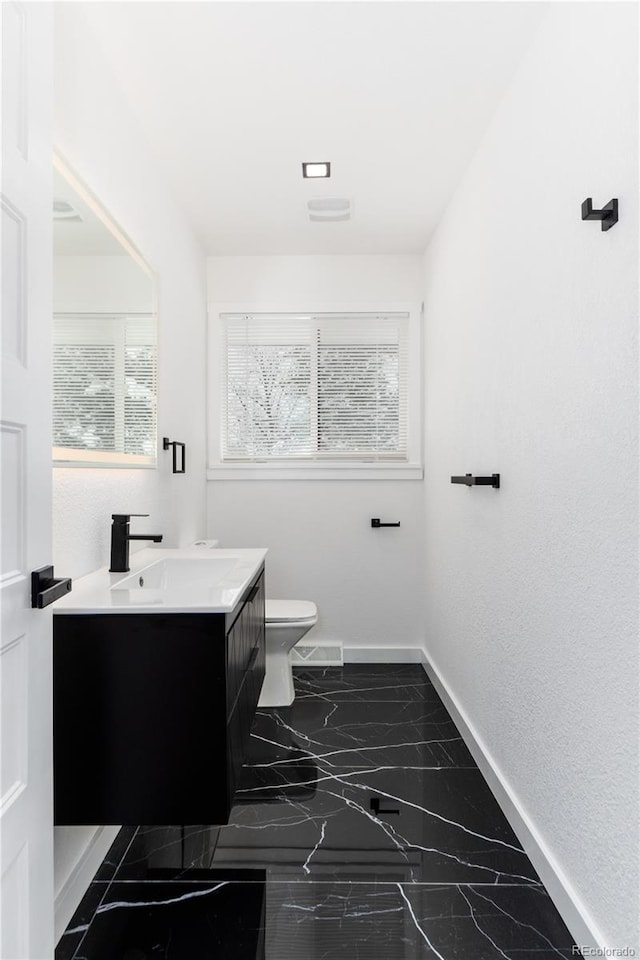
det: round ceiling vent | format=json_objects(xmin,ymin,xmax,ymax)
[
  {"xmin": 53, "ymin": 198, "xmax": 83, "ymax": 222},
  {"xmin": 307, "ymin": 197, "xmax": 352, "ymax": 222}
]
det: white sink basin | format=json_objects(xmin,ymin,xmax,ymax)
[
  {"xmin": 53, "ymin": 547, "xmax": 268, "ymax": 614},
  {"xmin": 113, "ymin": 557, "xmax": 238, "ymax": 592},
  {"xmin": 109, "ymin": 557, "xmax": 243, "ymax": 607}
]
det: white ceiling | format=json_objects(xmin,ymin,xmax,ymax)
[{"xmin": 78, "ymin": 1, "xmax": 548, "ymax": 256}]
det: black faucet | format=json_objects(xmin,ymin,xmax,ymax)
[{"xmin": 110, "ymin": 514, "xmax": 163, "ymax": 573}]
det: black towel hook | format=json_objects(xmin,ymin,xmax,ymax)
[{"xmin": 581, "ymin": 197, "xmax": 618, "ymax": 232}]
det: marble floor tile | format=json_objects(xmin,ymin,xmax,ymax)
[
  {"xmin": 55, "ymin": 883, "xmax": 108, "ymax": 960},
  {"xmin": 222, "ymin": 766, "xmax": 541, "ymax": 884},
  {"xmin": 68, "ymin": 879, "xmax": 266, "ymax": 960},
  {"xmin": 115, "ymin": 768, "xmax": 539, "ymax": 885},
  {"xmin": 293, "ymin": 664, "xmax": 439, "ymax": 703},
  {"xmin": 92, "ymin": 825, "xmax": 137, "ymax": 881},
  {"xmin": 57, "ymin": 665, "xmax": 577, "ymax": 959},
  {"xmin": 62, "ymin": 879, "xmax": 576, "ymax": 960},
  {"xmin": 265, "ymin": 882, "xmax": 577, "ymax": 959},
  {"xmin": 248, "ymin": 696, "xmax": 477, "ymax": 769}
]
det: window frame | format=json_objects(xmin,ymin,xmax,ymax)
[{"xmin": 207, "ymin": 302, "xmax": 423, "ymax": 480}]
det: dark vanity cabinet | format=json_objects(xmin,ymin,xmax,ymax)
[{"xmin": 53, "ymin": 566, "xmax": 265, "ymax": 825}]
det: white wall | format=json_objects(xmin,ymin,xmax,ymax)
[
  {"xmin": 53, "ymin": 5, "xmax": 207, "ymax": 578},
  {"xmin": 52, "ymin": 5, "xmax": 207, "ymax": 936},
  {"xmin": 207, "ymin": 255, "xmax": 425, "ymax": 651},
  {"xmin": 422, "ymin": 3, "xmax": 638, "ymax": 950},
  {"xmin": 54, "ymin": 255, "xmax": 153, "ymax": 314}
]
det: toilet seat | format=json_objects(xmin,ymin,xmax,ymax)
[{"xmin": 265, "ymin": 600, "xmax": 317, "ymax": 624}]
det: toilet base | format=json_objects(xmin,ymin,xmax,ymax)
[{"xmin": 258, "ymin": 650, "xmax": 295, "ymax": 708}]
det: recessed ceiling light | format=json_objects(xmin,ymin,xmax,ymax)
[{"xmin": 302, "ymin": 161, "xmax": 331, "ymax": 179}]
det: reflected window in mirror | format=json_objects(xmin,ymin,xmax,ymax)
[{"xmin": 52, "ymin": 157, "xmax": 157, "ymax": 467}]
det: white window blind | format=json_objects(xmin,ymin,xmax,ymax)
[
  {"xmin": 222, "ymin": 313, "xmax": 409, "ymax": 461},
  {"xmin": 53, "ymin": 314, "xmax": 157, "ymax": 459}
]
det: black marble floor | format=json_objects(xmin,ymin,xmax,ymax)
[{"xmin": 57, "ymin": 664, "xmax": 578, "ymax": 959}]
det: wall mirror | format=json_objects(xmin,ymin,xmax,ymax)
[{"xmin": 52, "ymin": 156, "xmax": 157, "ymax": 467}]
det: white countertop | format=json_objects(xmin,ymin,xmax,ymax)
[{"xmin": 53, "ymin": 546, "xmax": 268, "ymax": 615}]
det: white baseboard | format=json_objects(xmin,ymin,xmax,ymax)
[
  {"xmin": 421, "ymin": 650, "xmax": 604, "ymax": 952},
  {"xmin": 54, "ymin": 825, "xmax": 121, "ymax": 944},
  {"xmin": 343, "ymin": 646, "xmax": 424, "ymax": 663}
]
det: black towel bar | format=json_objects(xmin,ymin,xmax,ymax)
[
  {"xmin": 451, "ymin": 474, "xmax": 500, "ymax": 489},
  {"xmin": 162, "ymin": 437, "xmax": 186, "ymax": 474}
]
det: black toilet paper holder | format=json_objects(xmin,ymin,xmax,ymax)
[{"xmin": 451, "ymin": 473, "xmax": 500, "ymax": 489}]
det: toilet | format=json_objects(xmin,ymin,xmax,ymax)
[{"xmin": 258, "ymin": 599, "xmax": 318, "ymax": 708}]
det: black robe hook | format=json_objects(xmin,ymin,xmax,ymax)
[{"xmin": 581, "ymin": 197, "xmax": 618, "ymax": 232}]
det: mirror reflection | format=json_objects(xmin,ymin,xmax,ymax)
[{"xmin": 52, "ymin": 159, "xmax": 157, "ymax": 466}]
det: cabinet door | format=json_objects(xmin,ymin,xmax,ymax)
[
  {"xmin": 225, "ymin": 571, "xmax": 265, "ymax": 807},
  {"xmin": 226, "ymin": 587, "xmax": 253, "ymax": 717},
  {"xmin": 225, "ymin": 612, "xmax": 244, "ymax": 718},
  {"xmin": 54, "ymin": 613, "xmax": 229, "ymax": 825},
  {"xmin": 226, "ymin": 699, "xmax": 244, "ymax": 807},
  {"xmin": 244, "ymin": 574, "xmax": 265, "ymax": 730}
]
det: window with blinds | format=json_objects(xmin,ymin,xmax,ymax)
[
  {"xmin": 53, "ymin": 314, "xmax": 157, "ymax": 464},
  {"xmin": 222, "ymin": 313, "xmax": 409, "ymax": 461}
]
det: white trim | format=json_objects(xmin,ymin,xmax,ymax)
[
  {"xmin": 207, "ymin": 463, "xmax": 423, "ymax": 481},
  {"xmin": 208, "ymin": 300, "xmax": 419, "ymax": 318},
  {"xmin": 53, "ymin": 448, "xmax": 156, "ymax": 469},
  {"xmin": 53, "ymin": 459, "xmax": 156, "ymax": 470},
  {"xmin": 343, "ymin": 645, "xmax": 424, "ymax": 663},
  {"xmin": 54, "ymin": 826, "xmax": 121, "ymax": 944},
  {"xmin": 421, "ymin": 650, "xmax": 604, "ymax": 953}
]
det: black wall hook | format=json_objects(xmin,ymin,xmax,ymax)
[
  {"xmin": 581, "ymin": 197, "xmax": 618, "ymax": 231},
  {"xmin": 162, "ymin": 437, "xmax": 186, "ymax": 474}
]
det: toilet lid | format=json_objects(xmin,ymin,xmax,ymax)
[{"xmin": 266, "ymin": 599, "xmax": 317, "ymax": 623}]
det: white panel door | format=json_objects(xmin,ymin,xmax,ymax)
[{"xmin": 0, "ymin": 4, "xmax": 54, "ymax": 958}]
